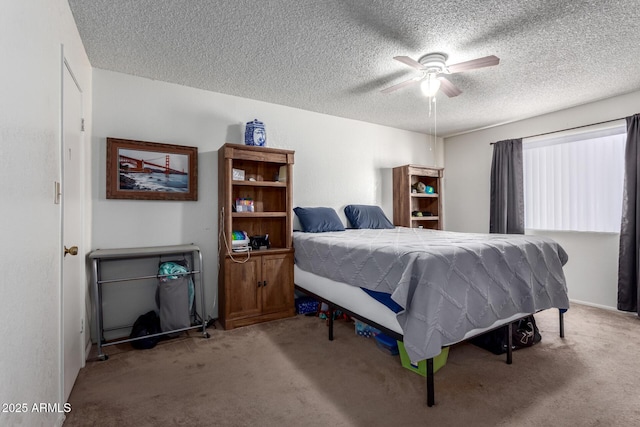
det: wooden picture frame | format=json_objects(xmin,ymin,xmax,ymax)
[{"xmin": 106, "ymin": 137, "xmax": 198, "ymax": 201}]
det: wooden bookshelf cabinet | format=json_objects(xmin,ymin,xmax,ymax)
[
  {"xmin": 392, "ymin": 164, "xmax": 444, "ymax": 230},
  {"xmin": 217, "ymin": 143, "xmax": 295, "ymax": 329}
]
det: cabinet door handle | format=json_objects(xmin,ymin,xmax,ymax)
[
  {"xmin": 257, "ymin": 281, "xmax": 262, "ymax": 287},
  {"xmin": 263, "ymin": 280, "xmax": 268, "ymax": 287}
]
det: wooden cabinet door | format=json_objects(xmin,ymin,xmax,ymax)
[
  {"xmin": 260, "ymin": 253, "xmax": 294, "ymax": 314},
  {"xmin": 224, "ymin": 257, "xmax": 262, "ymax": 320}
]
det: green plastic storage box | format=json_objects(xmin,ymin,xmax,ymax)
[{"xmin": 397, "ymin": 342, "xmax": 449, "ymax": 376}]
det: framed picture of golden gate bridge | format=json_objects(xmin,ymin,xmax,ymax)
[{"xmin": 106, "ymin": 137, "xmax": 198, "ymax": 201}]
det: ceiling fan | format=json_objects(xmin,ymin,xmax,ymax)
[{"xmin": 381, "ymin": 52, "xmax": 500, "ymax": 97}]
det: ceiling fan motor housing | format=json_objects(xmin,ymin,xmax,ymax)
[{"xmin": 418, "ymin": 53, "xmax": 449, "ymax": 74}]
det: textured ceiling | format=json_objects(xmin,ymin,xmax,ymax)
[{"xmin": 67, "ymin": 0, "xmax": 640, "ymax": 136}]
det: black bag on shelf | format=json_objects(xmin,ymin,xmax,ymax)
[
  {"xmin": 130, "ymin": 310, "xmax": 162, "ymax": 350},
  {"xmin": 470, "ymin": 315, "xmax": 541, "ymax": 355}
]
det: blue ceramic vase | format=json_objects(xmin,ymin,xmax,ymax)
[{"xmin": 245, "ymin": 119, "xmax": 266, "ymax": 146}]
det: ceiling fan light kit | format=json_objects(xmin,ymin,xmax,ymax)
[
  {"xmin": 420, "ymin": 73, "xmax": 441, "ymax": 97},
  {"xmin": 382, "ymin": 52, "xmax": 500, "ymax": 98}
]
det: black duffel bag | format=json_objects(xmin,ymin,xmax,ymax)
[
  {"xmin": 129, "ymin": 310, "xmax": 162, "ymax": 350},
  {"xmin": 470, "ymin": 315, "xmax": 541, "ymax": 355}
]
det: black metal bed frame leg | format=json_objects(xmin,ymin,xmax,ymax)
[
  {"xmin": 426, "ymin": 358, "xmax": 435, "ymax": 407},
  {"xmin": 328, "ymin": 307, "xmax": 334, "ymax": 341},
  {"xmin": 559, "ymin": 309, "xmax": 565, "ymax": 338},
  {"xmin": 506, "ymin": 322, "xmax": 513, "ymax": 365}
]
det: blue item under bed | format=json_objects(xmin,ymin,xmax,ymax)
[{"xmin": 361, "ymin": 288, "xmax": 403, "ymax": 313}]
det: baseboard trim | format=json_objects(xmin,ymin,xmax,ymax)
[
  {"xmin": 569, "ymin": 299, "xmax": 618, "ymax": 311},
  {"xmin": 85, "ymin": 339, "xmax": 92, "ymax": 362},
  {"xmin": 569, "ymin": 299, "xmax": 638, "ymax": 316}
]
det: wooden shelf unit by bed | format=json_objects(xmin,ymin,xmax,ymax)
[
  {"xmin": 217, "ymin": 143, "xmax": 296, "ymax": 330},
  {"xmin": 393, "ymin": 164, "xmax": 444, "ymax": 230}
]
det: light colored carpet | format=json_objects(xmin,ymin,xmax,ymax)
[{"xmin": 65, "ymin": 303, "xmax": 640, "ymax": 426}]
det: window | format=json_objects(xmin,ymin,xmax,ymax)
[{"xmin": 523, "ymin": 122, "xmax": 626, "ymax": 232}]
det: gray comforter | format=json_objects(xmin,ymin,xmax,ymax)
[{"xmin": 293, "ymin": 228, "xmax": 569, "ymax": 362}]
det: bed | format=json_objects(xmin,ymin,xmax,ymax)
[{"xmin": 292, "ymin": 207, "xmax": 570, "ymax": 406}]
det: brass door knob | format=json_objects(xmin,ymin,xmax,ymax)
[{"xmin": 64, "ymin": 245, "xmax": 78, "ymax": 257}]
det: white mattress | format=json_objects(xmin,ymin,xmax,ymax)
[
  {"xmin": 295, "ymin": 265, "xmax": 531, "ymax": 349},
  {"xmin": 295, "ymin": 264, "xmax": 403, "ymax": 334}
]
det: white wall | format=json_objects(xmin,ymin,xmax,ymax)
[
  {"xmin": 91, "ymin": 69, "xmax": 440, "ymax": 329},
  {"xmin": 444, "ymin": 90, "xmax": 640, "ymax": 309},
  {"xmin": 0, "ymin": 1, "xmax": 92, "ymax": 426}
]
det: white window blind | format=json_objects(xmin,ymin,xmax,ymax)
[{"xmin": 523, "ymin": 123, "xmax": 626, "ymax": 232}]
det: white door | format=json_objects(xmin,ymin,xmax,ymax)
[{"xmin": 62, "ymin": 58, "xmax": 84, "ymax": 401}]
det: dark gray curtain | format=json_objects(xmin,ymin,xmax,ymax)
[
  {"xmin": 617, "ymin": 113, "xmax": 640, "ymax": 315},
  {"xmin": 490, "ymin": 138, "xmax": 524, "ymax": 234}
]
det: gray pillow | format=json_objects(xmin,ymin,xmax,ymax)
[
  {"xmin": 344, "ymin": 205, "xmax": 394, "ymax": 229},
  {"xmin": 294, "ymin": 207, "xmax": 345, "ymax": 232}
]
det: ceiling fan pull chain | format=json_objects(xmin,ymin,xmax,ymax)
[{"xmin": 434, "ymin": 96, "xmax": 437, "ymax": 145}]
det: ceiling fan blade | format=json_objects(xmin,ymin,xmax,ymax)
[
  {"xmin": 393, "ymin": 56, "xmax": 426, "ymax": 70},
  {"xmin": 381, "ymin": 77, "xmax": 420, "ymax": 93},
  {"xmin": 437, "ymin": 76, "xmax": 462, "ymax": 97},
  {"xmin": 447, "ymin": 55, "xmax": 500, "ymax": 73}
]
